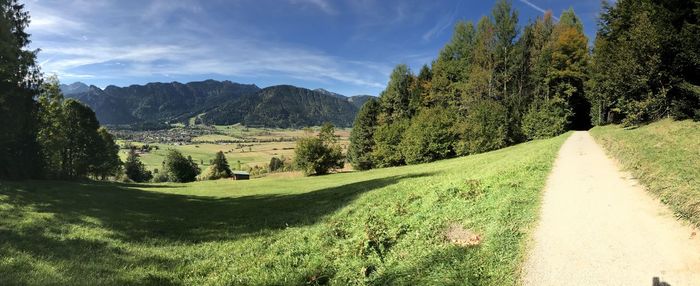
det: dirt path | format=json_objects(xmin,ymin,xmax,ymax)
[{"xmin": 522, "ymin": 131, "xmax": 700, "ymax": 286}]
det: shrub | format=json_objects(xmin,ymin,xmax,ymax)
[
  {"xmin": 400, "ymin": 107, "xmax": 457, "ymax": 164},
  {"xmin": 522, "ymin": 98, "xmax": 572, "ymax": 140},
  {"xmin": 455, "ymin": 100, "xmax": 508, "ymax": 155},
  {"xmin": 163, "ymin": 149, "xmax": 200, "ymax": 183},
  {"xmin": 294, "ymin": 123, "xmax": 344, "ymax": 176},
  {"xmin": 269, "ymin": 157, "xmax": 284, "ymax": 172},
  {"xmin": 372, "ymin": 118, "xmax": 409, "ymax": 167}
]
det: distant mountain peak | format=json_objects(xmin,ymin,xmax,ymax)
[
  {"xmin": 59, "ymin": 82, "xmax": 90, "ymax": 95},
  {"xmin": 313, "ymin": 88, "xmax": 346, "ymax": 99}
]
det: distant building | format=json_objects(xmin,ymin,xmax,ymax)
[{"xmin": 232, "ymin": 171, "xmax": 250, "ymax": 180}]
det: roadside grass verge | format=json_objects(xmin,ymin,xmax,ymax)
[
  {"xmin": 590, "ymin": 119, "xmax": 700, "ymax": 227},
  {"xmin": 0, "ymin": 133, "xmax": 568, "ymax": 285}
]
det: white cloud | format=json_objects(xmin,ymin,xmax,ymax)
[
  {"xmin": 518, "ymin": 0, "xmax": 560, "ymax": 21},
  {"xmin": 289, "ymin": 0, "xmax": 336, "ymax": 14}
]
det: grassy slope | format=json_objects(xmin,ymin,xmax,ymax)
[
  {"xmin": 0, "ymin": 134, "xmax": 568, "ymax": 285},
  {"xmin": 590, "ymin": 119, "xmax": 700, "ymax": 227}
]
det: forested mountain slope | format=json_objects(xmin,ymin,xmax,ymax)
[{"xmin": 62, "ymin": 80, "xmax": 367, "ymax": 128}]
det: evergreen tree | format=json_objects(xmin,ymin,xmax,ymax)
[
  {"xmin": 379, "ymin": 65, "xmax": 414, "ymax": 122},
  {"xmin": 429, "ymin": 21, "xmax": 476, "ymax": 108},
  {"xmin": 348, "ymin": 99, "xmax": 379, "ymax": 171},
  {"xmin": 204, "ymin": 151, "xmax": 232, "ymax": 180},
  {"xmin": 0, "ymin": 0, "xmax": 42, "ymax": 179},
  {"xmin": 124, "ymin": 149, "xmax": 152, "ymax": 183}
]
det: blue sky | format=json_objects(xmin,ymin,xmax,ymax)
[{"xmin": 25, "ymin": 0, "xmax": 604, "ymax": 96}]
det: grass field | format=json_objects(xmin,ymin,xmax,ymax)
[
  {"xmin": 0, "ymin": 133, "xmax": 569, "ymax": 285},
  {"xmin": 120, "ymin": 126, "xmax": 351, "ymax": 171},
  {"xmin": 591, "ymin": 119, "xmax": 700, "ymax": 227}
]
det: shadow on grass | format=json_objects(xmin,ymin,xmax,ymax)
[
  {"xmin": 0, "ymin": 174, "xmax": 431, "ymax": 284},
  {"xmin": 1, "ymin": 173, "xmax": 432, "ymax": 243}
]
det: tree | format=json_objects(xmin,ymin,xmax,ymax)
[
  {"xmin": 371, "ymin": 118, "xmax": 409, "ymax": 167},
  {"xmin": 455, "ymin": 100, "xmax": 508, "ymax": 155},
  {"xmin": 400, "ymin": 107, "xmax": 457, "ymax": 164},
  {"xmin": 163, "ymin": 149, "xmax": 200, "ymax": 182},
  {"xmin": 37, "ymin": 76, "xmax": 67, "ymax": 179},
  {"xmin": 379, "ymin": 65, "xmax": 414, "ymax": 123},
  {"xmin": 62, "ymin": 99, "xmax": 103, "ymax": 178},
  {"xmin": 0, "ymin": 0, "xmax": 42, "ymax": 179},
  {"xmin": 429, "ymin": 21, "xmax": 476, "ymax": 108},
  {"xmin": 590, "ymin": 0, "xmax": 700, "ymax": 125},
  {"xmin": 202, "ymin": 151, "xmax": 232, "ymax": 180},
  {"xmin": 92, "ymin": 127, "xmax": 122, "ymax": 180},
  {"xmin": 522, "ymin": 97, "xmax": 572, "ymax": 140},
  {"xmin": 348, "ymin": 99, "xmax": 379, "ymax": 171},
  {"xmin": 294, "ymin": 123, "xmax": 344, "ymax": 176},
  {"xmin": 124, "ymin": 149, "xmax": 152, "ymax": 183}
]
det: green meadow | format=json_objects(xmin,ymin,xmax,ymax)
[
  {"xmin": 0, "ymin": 133, "xmax": 569, "ymax": 285},
  {"xmin": 591, "ymin": 119, "xmax": 700, "ymax": 227}
]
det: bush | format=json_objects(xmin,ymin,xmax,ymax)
[
  {"xmin": 400, "ymin": 107, "xmax": 457, "ymax": 164},
  {"xmin": 269, "ymin": 157, "xmax": 284, "ymax": 172},
  {"xmin": 294, "ymin": 123, "xmax": 344, "ymax": 176},
  {"xmin": 455, "ymin": 100, "xmax": 508, "ymax": 155},
  {"xmin": 163, "ymin": 149, "xmax": 200, "ymax": 183},
  {"xmin": 372, "ymin": 118, "xmax": 409, "ymax": 167},
  {"xmin": 522, "ymin": 98, "xmax": 572, "ymax": 140},
  {"xmin": 124, "ymin": 150, "xmax": 152, "ymax": 183}
]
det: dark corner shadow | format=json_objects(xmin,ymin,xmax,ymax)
[
  {"xmin": 653, "ymin": 277, "xmax": 671, "ymax": 286},
  {"xmin": 0, "ymin": 172, "xmax": 434, "ymax": 245}
]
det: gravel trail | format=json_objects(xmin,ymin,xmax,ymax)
[{"xmin": 522, "ymin": 131, "xmax": 700, "ymax": 286}]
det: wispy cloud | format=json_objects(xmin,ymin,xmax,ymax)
[
  {"xmin": 25, "ymin": 0, "xmax": 388, "ymax": 93},
  {"xmin": 518, "ymin": 0, "xmax": 560, "ymax": 21},
  {"xmin": 289, "ymin": 0, "xmax": 336, "ymax": 14},
  {"xmin": 422, "ymin": 1, "xmax": 461, "ymax": 41}
]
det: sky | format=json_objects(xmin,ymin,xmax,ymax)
[{"xmin": 25, "ymin": 0, "xmax": 604, "ymax": 96}]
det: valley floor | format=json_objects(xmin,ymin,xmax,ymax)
[{"xmin": 523, "ymin": 131, "xmax": 700, "ymax": 285}]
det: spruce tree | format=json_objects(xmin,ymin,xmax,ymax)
[
  {"xmin": 348, "ymin": 99, "xmax": 379, "ymax": 170},
  {"xmin": 0, "ymin": 0, "xmax": 42, "ymax": 179}
]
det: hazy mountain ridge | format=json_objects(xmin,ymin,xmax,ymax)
[{"xmin": 61, "ymin": 80, "xmax": 374, "ymax": 128}]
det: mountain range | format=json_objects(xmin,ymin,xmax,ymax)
[{"xmin": 60, "ymin": 80, "xmax": 374, "ymax": 128}]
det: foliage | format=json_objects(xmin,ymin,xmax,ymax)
[
  {"xmin": 39, "ymin": 80, "xmax": 121, "ymax": 180},
  {"xmin": 347, "ymin": 99, "xmax": 379, "ymax": 170},
  {"xmin": 201, "ymin": 151, "xmax": 232, "ymax": 180},
  {"xmin": 522, "ymin": 98, "xmax": 572, "ymax": 140},
  {"xmin": 92, "ymin": 127, "xmax": 122, "ymax": 180},
  {"xmin": 0, "ymin": 0, "xmax": 43, "ymax": 179},
  {"xmin": 371, "ymin": 118, "xmax": 409, "ymax": 168},
  {"xmin": 348, "ymin": 0, "xmax": 598, "ymax": 169},
  {"xmin": 124, "ymin": 149, "xmax": 153, "ymax": 183},
  {"xmin": 163, "ymin": 149, "xmax": 200, "ymax": 183},
  {"xmin": 269, "ymin": 156, "xmax": 284, "ymax": 172},
  {"xmin": 293, "ymin": 123, "xmax": 344, "ymax": 176},
  {"xmin": 589, "ymin": 0, "xmax": 700, "ymax": 125},
  {"xmin": 456, "ymin": 99, "xmax": 509, "ymax": 155},
  {"xmin": 400, "ymin": 107, "xmax": 457, "ymax": 164}
]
